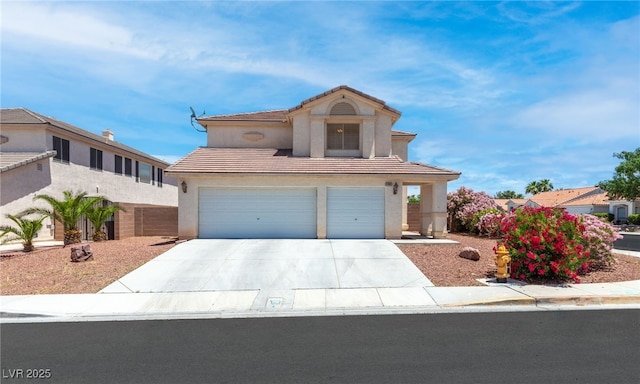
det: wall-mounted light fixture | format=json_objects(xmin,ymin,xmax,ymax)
[
  {"xmin": 181, "ymin": 181, "xmax": 187, "ymax": 193},
  {"xmin": 393, "ymin": 182, "xmax": 399, "ymax": 195}
]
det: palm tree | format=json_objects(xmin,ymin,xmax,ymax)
[
  {"xmin": 525, "ymin": 179, "xmax": 554, "ymax": 195},
  {"xmin": 0, "ymin": 213, "xmax": 47, "ymax": 252},
  {"xmin": 28, "ymin": 190, "xmax": 106, "ymax": 246},
  {"xmin": 85, "ymin": 203, "xmax": 124, "ymax": 241}
]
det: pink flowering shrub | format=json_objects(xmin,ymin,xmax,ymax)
[
  {"xmin": 473, "ymin": 209, "xmax": 505, "ymax": 237},
  {"xmin": 578, "ymin": 214, "xmax": 622, "ymax": 268},
  {"xmin": 499, "ymin": 207, "xmax": 591, "ymax": 283},
  {"xmin": 447, "ymin": 187, "xmax": 497, "ymax": 232}
]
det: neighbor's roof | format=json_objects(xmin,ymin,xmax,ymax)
[
  {"xmin": 0, "ymin": 151, "xmax": 56, "ymax": 173},
  {"xmin": 1, "ymin": 108, "xmax": 171, "ymax": 167},
  {"xmin": 166, "ymin": 147, "xmax": 460, "ymax": 178},
  {"xmin": 530, "ymin": 187, "xmax": 607, "ymax": 207}
]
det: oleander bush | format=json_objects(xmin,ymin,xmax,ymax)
[
  {"xmin": 499, "ymin": 207, "xmax": 621, "ymax": 283},
  {"xmin": 472, "ymin": 208, "xmax": 505, "ymax": 237},
  {"xmin": 447, "ymin": 187, "xmax": 497, "ymax": 232}
]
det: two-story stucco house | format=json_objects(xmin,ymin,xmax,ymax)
[
  {"xmin": 166, "ymin": 86, "xmax": 460, "ymax": 239},
  {"xmin": 0, "ymin": 108, "xmax": 179, "ymax": 241}
]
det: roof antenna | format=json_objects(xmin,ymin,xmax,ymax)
[{"xmin": 190, "ymin": 106, "xmax": 207, "ymax": 132}]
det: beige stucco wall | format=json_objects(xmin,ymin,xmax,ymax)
[
  {"xmin": 0, "ymin": 126, "xmax": 48, "ymax": 151},
  {"xmin": 176, "ymin": 174, "xmax": 404, "ymax": 240},
  {"xmin": 391, "ymin": 137, "xmax": 410, "ymax": 161},
  {"xmin": 205, "ymin": 123, "xmax": 292, "ymax": 148},
  {"xmin": 0, "ymin": 125, "xmax": 178, "ymax": 241}
]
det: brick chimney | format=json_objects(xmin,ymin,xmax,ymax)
[{"xmin": 102, "ymin": 129, "xmax": 114, "ymax": 141}]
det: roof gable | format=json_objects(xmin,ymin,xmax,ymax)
[{"xmin": 288, "ymin": 85, "xmax": 401, "ymax": 116}]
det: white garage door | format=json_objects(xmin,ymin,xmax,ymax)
[
  {"xmin": 198, "ymin": 188, "xmax": 317, "ymax": 238},
  {"xmin": 327, "ymin": 188, "xmax": 385, "ymax": 239}
]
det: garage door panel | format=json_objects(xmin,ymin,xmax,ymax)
[
  {"xmin": 199, "ymin": 188, "xmax": 316, "ymax": 239},
  {"xmin": 327, "ymin": 188, "xmax": 384, "ymax": 239}
]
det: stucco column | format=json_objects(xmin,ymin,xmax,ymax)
[
  {"xmin": 316, "ymin": 186, "xmax": 327, "ymax": 239},
  {"xmin": 362, "ymin": 119, "xmax": 375, "ymax": 159},
  {"xmin": 402, "ymin": 186, "xmax": 409, "ymax": 231},
  {"xmin": 420, "ymin": 182, "xmax": 448, "ymax": 238},
  {"xmin": 310, "ymin": 118, "xmax": 325, "ymax": 158}
]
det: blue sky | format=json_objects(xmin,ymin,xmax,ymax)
[{"xmin": 2, "ymin": 1, "xmax": 638, "ymax": 197}]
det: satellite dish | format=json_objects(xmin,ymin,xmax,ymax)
[{"xmin": 189, "ymin": 106, "xmax": 206, "ymax": 132}]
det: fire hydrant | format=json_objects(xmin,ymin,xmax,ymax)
[{"xmin": 494, "ymin": 245, "xmax": 511, "ymax": 283}]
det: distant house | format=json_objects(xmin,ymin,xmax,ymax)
[
  {"xmin": 166, "ymin": 86, "xmax": 461, "ymax": 239},
  {"xmin": 608, "ymin": 199, "xmax": 640, "ymax": 223},
  {"xmin": 494, "ymin": 198, "xmax": 532, "ymax": 212},
  {"xmin": 0, "ymin": 108, "xmax": 179, "ymax": 241},
  {"xmin": 528, "ymin": 187, "xmax": 609, "ymax": 215}
]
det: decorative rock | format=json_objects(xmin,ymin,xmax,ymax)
[
  {"xmin": 71, "ymin": 244, "xmax": 94, "ymax": 262},
  {"xmin": 458, "ymin": 247, "xmax": 480, "ymax": 261}
]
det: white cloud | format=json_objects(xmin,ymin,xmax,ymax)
[{"xmin": 1, "ymin": 3, "xmax": 164, "ymax": 60}]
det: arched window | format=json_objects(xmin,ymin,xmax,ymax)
[{"xmin": 330, "ymin": 102, "xmax": 356, "ymax": 115}]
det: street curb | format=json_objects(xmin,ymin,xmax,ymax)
[
  {"xmin": 533, "ymin": 295, "xmax": 640, "ymax": 306},
  {"xmin": 441, "ymin": 297, "xmax": 535, "ymax": 307}
]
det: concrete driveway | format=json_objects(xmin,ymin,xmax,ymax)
[{"xmin": 101, "ymin": 239, "xmax": 432, "ymax": 293}]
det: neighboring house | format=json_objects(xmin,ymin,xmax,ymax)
[
  {"xmin": 493, "ymin": 198, "xmax": 531, "ymax": 212},
  {"xmin": 166, "ymin": 86, "xmax": 461, "ymax": 239},
  {"xmin": 0, "ymin": 108, "xmax": 179, "ymax": 241},
  {"xmin": 527, "ymin": 187, "xmax": 609, "ymax": 215},
  {"xmin": 608, "ymin": 199, "xmax": 640, "ymax": 223}
]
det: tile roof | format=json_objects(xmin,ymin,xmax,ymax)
[
  {"xmin": 289, "ymin": 85, "xmax": 402, "ymax": 115},
  {"xmin": 197, "ymin": 110, "xmax": 289, "ymax": 122},
  {"xmin": 197, "ymin": 86, "xmax": 402, "ymax": 123},
  {"xmin": 0, "ymin": 151, "xmax": 56, "ymax": 173},
  {"xmin": 166, "ymin": 147, "xmax": 460, "ymax": 178},
  {"xmin": 530, "ymin": 187, "xmax": 607, "ymax": 207},
  {"xmin": 1, "ymin": 108, "xmax": 171, "ymax": 167}
]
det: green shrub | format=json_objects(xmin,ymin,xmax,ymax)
[
  {"xmin": 628, "ymin": 214, "xmax": 640, "ymax": 225},
  {"xmin": 593, "ymin": 212, "xmax": 614, "ymax": 222}
]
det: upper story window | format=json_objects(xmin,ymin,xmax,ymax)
[
  {"xmin": 157, "ymin": 168, "xmax": 163, "ymax": 188},
  {"xmin": 327, "ymin": 123, "xmax": 359, "ymax": 150},
  {"xmin": 124, "ymin": 158, "xmax": 132, "ymax": 176},
  {"xmin": 138, "ymin": 162, "xmax": 152, "ymax": 184},
  {"xmin": 52, "ymin": 136, "xmax": 70, "ymax": 163},
  {"xmin": 90, "ymin": 148, "xmax": 103, "ymax": 171},
  {"xmin": 114, "ymin": 155, "xmax": 123, "ymax": 175},
  {"xmin": 326, "ymin": 101, "xmax": 360, "ymax": 152}
]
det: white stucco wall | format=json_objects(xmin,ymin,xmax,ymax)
[{"xmin": 0, "ymin": 126, "xmax": 48, "ymax": 151}]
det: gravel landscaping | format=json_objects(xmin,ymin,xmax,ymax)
[{"xmin": 1, "ymin": 234, "xmax": 639, "ymax": 295}]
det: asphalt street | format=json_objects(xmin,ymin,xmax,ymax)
[
  {"xmin": 2, "ymin": 309, "xmax": 639, "ymax": 384},
  {"xmin": 615, "ymin": 232, "xmax": 640, "ymax": 251}
]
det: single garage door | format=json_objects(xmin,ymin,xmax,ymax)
[
  {"xmin": 198, "ymin": 188, "xmax": 317, "ymax": 238},
  {"xmin": 327, "ymin": 188, "xmax": 385, "ymax": 239}
]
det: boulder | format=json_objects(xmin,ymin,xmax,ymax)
[
  {"xmin": 71, "ymin": 244, "xmax": 94, "ymax": 262},
  {"xmin": 458, "ymin": 247, "xmax": 480, "ymax": 261}
]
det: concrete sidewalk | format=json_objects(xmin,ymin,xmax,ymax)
[
  {"xmin": 2, "ymin": 279, "xmax": 639, "ymax": 322},
  {"xmin": 1, "ymin": 241, "xmax": 639, "ymax": 323}
]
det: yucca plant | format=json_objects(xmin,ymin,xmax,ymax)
[
  {"xmin": 0, "ymin": 213, "xmax": 47, "ymax": 252},
  {"xmin": 27, "ymin": 190, "xmax": 106, "ymax": 246},
  {"xmin": 85, "ymin": 203, "xmax": 124, "ymax": 241}
]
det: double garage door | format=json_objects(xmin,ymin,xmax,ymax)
[{"xmin": 198, "ymin": 188, "xmax": 384, "ymax": 239}]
